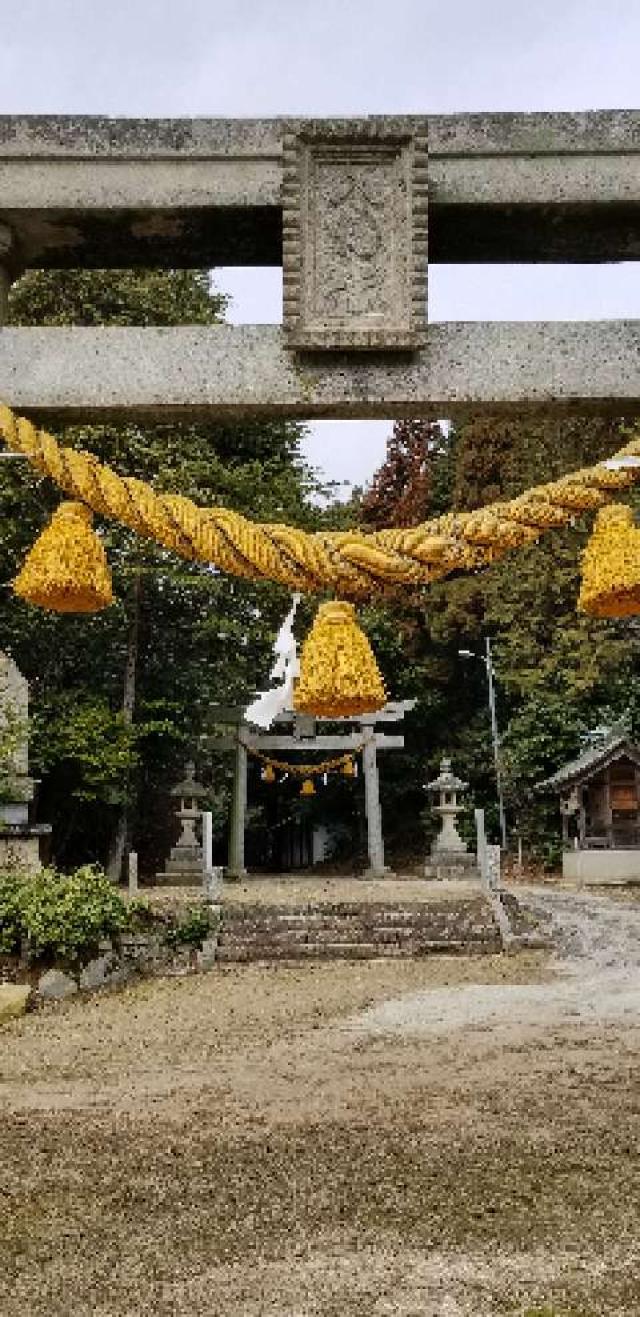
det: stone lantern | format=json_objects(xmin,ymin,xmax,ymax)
[
  {"xmin": 156, "ymin": 761, "xmax": 207, "ymax": 885},
  {"xmin": 424, "ymin": 756, "xmax": 477, "ymax": 880}
]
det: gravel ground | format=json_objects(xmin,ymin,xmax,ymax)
[
  {"xmin": 1, "ymin": 886, "xmax": 638, "ymax": 1316},
  {"xmin": 145, "ymin": 875, "xmax": 484, "ymax": 909}
]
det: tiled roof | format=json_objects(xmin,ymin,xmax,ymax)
[{"xmin": 539, "ymin": 733, "xmax": 640, "ymax": 791}]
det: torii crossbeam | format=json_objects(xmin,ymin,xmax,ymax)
[{"xmin": 1, "ymin": 111, "xmax": 640, "ymax": 422}]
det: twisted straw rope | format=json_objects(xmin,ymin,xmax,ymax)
[
  {"xmin": 246, "ymin": 744, "xmax": 361, "ymax": 778},
  {"xmin": 1, "ymin": 404, "xmax": 639, "ymax": 599}
]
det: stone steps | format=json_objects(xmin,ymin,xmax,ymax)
[
  {"xmin": 219, "ymin": 923, "xmax": 418, "ymax": 944},
  {"xmin": 217, "ymin": 942, "xmax": 407, "ymax": 964},
  {"xmin": 215, "ymin": 898, "xmax": 502, "ymax": 963}
]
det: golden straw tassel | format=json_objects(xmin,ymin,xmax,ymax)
[
  {"xmin": 13, "ymin": 501, "xmax": 114, "ymax": 613},
  {"xmin": 578, "ymin": 503, "xmax": 640, "ymax": 618},
  {"xmin": 294, "ymin": 600, "xmax": 387, "ymax": 718}
]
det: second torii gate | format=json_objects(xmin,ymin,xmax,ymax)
[{"xmin": 204, "ymin": 702, "xmax": 415, "ymax": 880}]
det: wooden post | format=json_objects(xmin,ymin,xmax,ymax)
[
  {"xmin": 604, "ymin": 767, "xmax": 613, "ymax": 848},
  {"xmin": 362, "ymin": 725, "xmax": 387, "ymax": 877},
  {"xmin": 228, "ymin": 732, "xmax": 248, "ymax": 879}
]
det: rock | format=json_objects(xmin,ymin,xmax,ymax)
[
  {"xmin": 120, "ymin": 934, "xmax": 162, "ymax": 963},
  {"xmin": 196, "ymin": 936, "xmax": 219, "ymax": 970},
  {"xmin": 166, "ymin": 949, "xmax": 195, "ymax": 976},
  {"xmin": 37, "ymin": 968, "xmax": 78, "ymax": 1000},
  {"xmin": 0, "ymin": 983, "xmax": 31, "ymax": 1023},
  {"xmin": 79, "ymin": 955, "xmax": 114, "ymax": 990}
]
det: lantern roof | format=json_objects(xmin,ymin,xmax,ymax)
[
  {"xmin": 426, "ymin": 756, "xmax": 467, "ymax": 794},
  {"xmin": 170, "ymin": 761, "xmax": 207, "ymax": 798}
]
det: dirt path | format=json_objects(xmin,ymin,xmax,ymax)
[
  {"xmin": 345, "ymin": 885, "xmax": 640, "ymax": 1037},
  {"xmin": 1, "ymin": 885, "xmax": 638, "ymax": 1316}
]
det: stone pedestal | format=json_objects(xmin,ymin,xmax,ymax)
[
  {"xmin": 0, "ymin": 828, "xmax": 46, "ymax": 873},
  {"xmin": 423, "ymin": 851, "xmax": 479, "ymax": 882}
]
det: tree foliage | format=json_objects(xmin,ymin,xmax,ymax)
[
  {"xmin": 1, "ymin": 268, "xmax": 323, "ymax": 871},
  {"xmin": 357, "ymin": 413, "xmax": 640, "ymax": 855},
  {"xmin": 360, "ymin": 419, "xmax": 453, "ymax": 528}
]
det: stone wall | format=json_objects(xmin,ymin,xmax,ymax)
[{"xmin": 0, "ymin": 891, "xmax": 538, "ymax": 1009}]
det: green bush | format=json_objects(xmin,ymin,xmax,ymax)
[
  {"xmin": 164, "ymin": 905, "xmax": 215, "ymax": 950},
  {"xmin": 0, "ymin": 865, "xmax": 129, "ymax": 963},
  {"xmin": 0, "ymin": 869, "xmax": 29, "ymax": 955},
  {"xmin": 125, "ymin": 897, "xmax": 156, "ymax": 931},
  {"xmin": 0, "ymin": 869, "xmax": 218, "ymax": 966}
]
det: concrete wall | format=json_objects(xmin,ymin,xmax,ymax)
[{"xmin": 563, "ymin": 849, "xmax": 640, "ymax": 885}]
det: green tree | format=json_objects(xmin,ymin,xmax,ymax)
[{"xmin": 1, "ymin": 269, "xmax": 322, "ymax": 874}]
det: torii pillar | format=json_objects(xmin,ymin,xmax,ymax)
[
  {"xmin": 227, "ymin": 734, "xmax": 248, "ymax": 880},
  {"xmin": 361, "ymin": 724, "xmax": 387, "ymax": 878}
]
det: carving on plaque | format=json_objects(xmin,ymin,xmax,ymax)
[{"xmin": 282, "ymin": 119, "xmax": 428, "ymax": 350}]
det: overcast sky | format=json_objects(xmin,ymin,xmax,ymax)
[{"xmin": 2, "ymin": 0, "xmax": 639, "ymax": 492}]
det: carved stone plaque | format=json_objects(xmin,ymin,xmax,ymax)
[{"xmin": 282, "ymin": 119, "xmax": 428, "ymax": 350}]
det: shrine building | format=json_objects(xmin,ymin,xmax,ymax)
[{"xmin": 541, "ymin": 730, "xmax": 640, "ymax": 884}]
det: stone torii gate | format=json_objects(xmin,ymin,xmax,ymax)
[
  {"xmin": 1, "ymin": 111, "xmax": 639, "ymax": 416},
  {"xmin": 204, "ymin": 703, "xmax": 415, "ymax": 880},
  {"xmin": 1, "ymin": 110, "xmax": 638, "ymax": 878}
]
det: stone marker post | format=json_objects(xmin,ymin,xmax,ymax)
[
  {"xmin": 202, "ymin": 810, "xmax": 213, "ymax": 876},
  {"xmin": 475, "ymin": 808, "xmax": 488, "ymax": 882},
  {"xmin": 475, "ymin": 807, "xmax": 512, "ymax": 948},
  {"xmin": 201, "ymin": 811, "xmax": 223, "ymax": 898},
  {"xmin": 128, "ymin": 850, "xmax": 138, "ymax": 896}
]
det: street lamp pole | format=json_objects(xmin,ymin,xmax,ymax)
[{"xmin": 459, "ymin": 638, "xmax": 508, "ymax": 851}]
